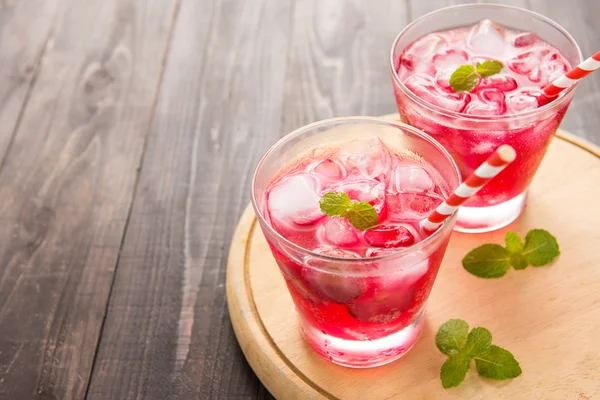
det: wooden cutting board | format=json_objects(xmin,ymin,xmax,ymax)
[{"xmin": 227, "ymin": 117, "xmax": 600, "ymax": 400}]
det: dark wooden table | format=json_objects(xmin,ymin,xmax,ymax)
[{"xmin": 0, "ymin": 0, "xmax": 597, "ymax": 399}]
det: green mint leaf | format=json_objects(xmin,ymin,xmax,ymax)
[
  {"xmin": 319, "ymin": 192, "xmax": 351, "ymax": 217},
  {"xmin": 464, "ymin": 327, "xmax": 492, "ymax": 358},
  {"xmin": 450, "ymin": 64, "xmax": 479, "ymax": 92},
  {"xmin": 510, "ymin": 253, "xmax": 528, "ymax": 270},
  {"xmin": 474, "ymin": 345, "xmax": 522, "ymax": 380},
  {"xmin": 436, "ymin": 319, "xmax": 469, "ymax": 355},
  {"xmin": 476, "ymin": 60, "xmax": 504, "ymax": 78},
  {"xmin": 505, "ymin": 231, "xmax": 523, "ymax": 253},
  {"xmin": 441, "ymin": 352, "xmax": 471, "ymax": 389},
  {"xmin": 522, "ymin": 229, "xmax": 560, "ymax": 267},
  {"xmin": 462, "ymin": 244, "xmax": 512, "ymax": 278},
  {"xmin": 346, "ymin": 201, "xmax": 378, "ymax": 230}
]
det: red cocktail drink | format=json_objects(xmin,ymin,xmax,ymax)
[
  {"xmin": 391, "ymin": 5, "xmax": 582, "ymax": 232},
  {"xmin": 251, "ymin": 118, "xmax": 460, "ymax": 367}
]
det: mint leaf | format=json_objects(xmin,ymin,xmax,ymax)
[
  {"xmin": 476, "ymin": 60, "xmax": 504, "ymax": 78},
  {"xmin": 319, "ymin": 192, "xmax": 351, "ymax": 217},
  {"xmin": 505, "ymin": 231, "xmax": 523, "ymax": 253},
  {"xmin": 464, "ymin": 327, "xmax": 492, "ymax": 357},
  {"xmin": 441, "ymin": 352, "xmax": 470, "ymax": 389},
  {"xmin": 346, "ymin": 201, "xmax": 377, "ymax": 230},
  {"xmin": 510, "ymin": 253, "xmax": 528, "ymax": 270},
  {"xmin": 474, "ymin": 345, "xmax": 522, "ymax": 380},
  {"xmin": 462, "ymin": 244, "xmax": 512, "ymax": 278},
  {"xmin": 436, "ymin": 319, "xmax": 469, "ymax": 355},
  {"xmin": 522, "ymin": 229, "xmax": 560, "ymax": 266},
  {"xmin": 449, "ymin": 64, "xmax": 479, "ymax": 92}
]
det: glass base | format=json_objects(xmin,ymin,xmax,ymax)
[
  {"xmin": 299, "ymin": 310, "xmax": 425, "ymax": 368},
  {"xmin": 454, "ymin": 191, "xmax": 527, "ymax": 233}
]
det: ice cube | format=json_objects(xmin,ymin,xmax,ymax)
[
  {"xmin": 506, "ymin": 90, "xmax": 542, "ymax": 113},
  {"xmin": 512, "ymin": 32, "xmax": 537, "ymax": 48},
  {"xmin": 387, "ymin": 192, "xmax": 444, "ymax": 221},
  {"xmin": 333, "ymin": 178, "xmax": 386, "ymax": 216},
  {"xmin": 309, "ymin": 158, "xmax": 346, "ymax": 182},
  {"xmin": 389, "ymin": 165, "xmax": 434, "ymax": 193},
  {"xmin": 401, "ymin": 33, "xmax": 447, "ymax": 71},
  {"xmin": 348, "ymin": 253, "xmax": 429, "ymax": 323},
  {"xmin": 434, "ymin": 68, "xmax": 454, "ymax": 92},
  {"xmin": 477, "ymin": 75, "xmax": 518, "ymax": 92},
  {"xmin": 318, "ymin": 217, "xmax": 359, "ymax": 247},
  {"xmin": 404, "ymin": 74, "xmax": 470, "ymax": 113},
  {"xmin": 267, "ymin": 173, "xmax": 324, "ymax": 227},
  {"xmin": 432, "ymin": 49, "xmax": 469, "ymax": 72},
  {"xmin": 539, "ymin": 51, "xmax": 569, "ymax": 86},
  {"xmin": 303, "ymin": 248, "xmax": 366, "ymax": 304},
  {"xmin": 340, "ymin": 136, "xmax": 392, "ymax": 181},
  {"xmin": 464, "ymin": 88, "xmax": 506, "ymax": 116},
  {"xmin": 467, "ymin": 19, "xmax": 506, "ymax": 57},
  {"xmin": 364, "ymin": 224, "xmax": 415, "ymax": 248}
]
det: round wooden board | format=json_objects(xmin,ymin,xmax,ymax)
[{"xmin": 226, "ymin": 117, "xmax": 600, "ymax": 400}]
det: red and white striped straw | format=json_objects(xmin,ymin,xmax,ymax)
[
  {"xmin": 420, "ymin": 145, "xmax": 517, "ymax": 233},
  {"xmin": 542, "ymin": 51, "xmax": 600, "ymax": 97}
]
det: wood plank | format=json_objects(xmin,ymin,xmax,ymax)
[
  {"xmin": 0, "ymin": 0, "xmax": 63, "ymax": 163},
  {"xmin": 86, "ymin": 0, "xmax": 292, "ymax": 399},
  {"xmin": 281, "ymin": 0, "xmax": 409, "ymax": 132},
  {"xmin": 0, "ymin": 0, "xmax": 176, "ymax": 398}
]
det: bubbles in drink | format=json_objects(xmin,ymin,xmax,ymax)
[
  {"xmin": 467, "ymin": 19, "xmax": 506, "ymax": 57},
  {"xmin": 340, "ymin": 136, "xmax": 392, "ymax": 181},
  {"xmin": 267, "ymin": 173, "xmax": 324, "ymax": 228}
]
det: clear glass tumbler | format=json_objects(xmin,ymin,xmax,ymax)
[
  {"xmin": 390, "ymin": 4, "xmax": 582, "ymax": 232},
  {"xmin": 251, "ymin": 117, "xmax": 461, "ymax": 368}
]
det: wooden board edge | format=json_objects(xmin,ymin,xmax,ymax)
[{"xmin": 226, "ymin": 205, "xmax": 327, "ymax": 400}]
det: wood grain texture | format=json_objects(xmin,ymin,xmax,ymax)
[
  {"xmin": 0, "ymin": 0, "xmax": 176, "ymax": 398},
  {"xmin": 228, "ymin": 131, "xmax": 600, "ymax": 400},
  {"xmin": 0, "ymin": 0, "xmax": 63, "ymax": 164},
  {"xmin": 86, "ymin": 1, "xmax": 292, "ymax": 399}
]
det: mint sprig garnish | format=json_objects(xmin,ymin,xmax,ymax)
[
  {"xmin": 462, "ymin": 229, "xmax": 559, "ymax": 278},
  {"xmin": 319, "ymin": 191, "xmax": 377, "ymax": 230},
  {"xmin": 449, "ymin": 60, "xmax": 504, "ymax": 92},
  {"xmin": 436, "ymin": 319, "xmax": 522, "ymax": 388}
]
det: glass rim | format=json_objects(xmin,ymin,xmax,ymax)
[
  {"xmin": 250, "ymin": 116, "xmax": 462, "ymax": 264},
  {"xmin": 389, "ymin": 3, "xmax": 584, "ymax": 121}
]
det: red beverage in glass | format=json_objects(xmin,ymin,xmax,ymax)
[
  {"xmin": 251, "ymin": 118, "xmax": 460, "ymax": 367},
  {"xmin": 391, "ymin": 5, "xmax": 582, "ymax": 232}
]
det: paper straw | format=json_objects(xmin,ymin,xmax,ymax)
[
  {"xmin": 420, "ymin": 145, "xmax": 517, "ymax": 232},
  {"xmin": 542, "ymin": 51, "xmax": 600, "ymax": 97}
]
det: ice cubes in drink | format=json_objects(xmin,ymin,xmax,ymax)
[
  {"xmin": 432, "ymin": 49, "xmax": 469, "ymax": 72},
  {"xmin": 387, "ymin": 192, "xmax": 444, "ymax": 221},
  {"xmin": 512, "ymin": 32, "xmax": 537, "ymax": 48},
  {"xmin": 340, "ymin": 136, "xmax": 392, "ymax": 181},
  {"xmin": 404, "ymin": 74, "xmax": 470, "ymax": 112},
  {"xmin": 319, "ymin": 217, "xmax": 359, "ymax": 247},
  {"xmin": 401, "ymin": 33, "xmax": 447, "ymax": 71},
  {"xmin": 333, "ymin": 177, "xmax": 386, "ymax": 216},
  {"xmin": 467, "ymin": 19, "xmax": 506, "ymax": 57},
  {"xmin": 267, "ymin": 173, "xmax": 324, "ymax": 228},
  {"xmin": 464, "ymin": 88, "xmax": 507, "ymax": 116},
  {"xmin": 506, "ymin": 89, "xmax": 543, "ymax": 113},
  {"xmin": 364, "ymin": 224, "xmax": 415, "ymax": 248},
  {"xmin": 309, "ymin": 158, "xmax": 346, "ymax": 181},
  {"xmin": 303, "ymin": 248, "xmax": 366, "ymax": 304},
  {"xmin": 389, "ymin": 165, "xmax": 434, "ymax": 193},
  {"xmin": 477, "ymin": 75, "xmax": 518, "ymax": 92}
]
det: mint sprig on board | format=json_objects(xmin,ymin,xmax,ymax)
[
  {"xmin": 319, "ymin": 192, "xmax": 378, "ymax": 230},
  {"xmin": 436, "ymin": 319, "xmax": 522, "ymax": 388},
  {"xmin": 450, "ymin": 60, "xmax": 504, "ymax": 92},
  {"xmin": 462, "ymin": 229, "xmax": 560, "ymax": 278}
]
